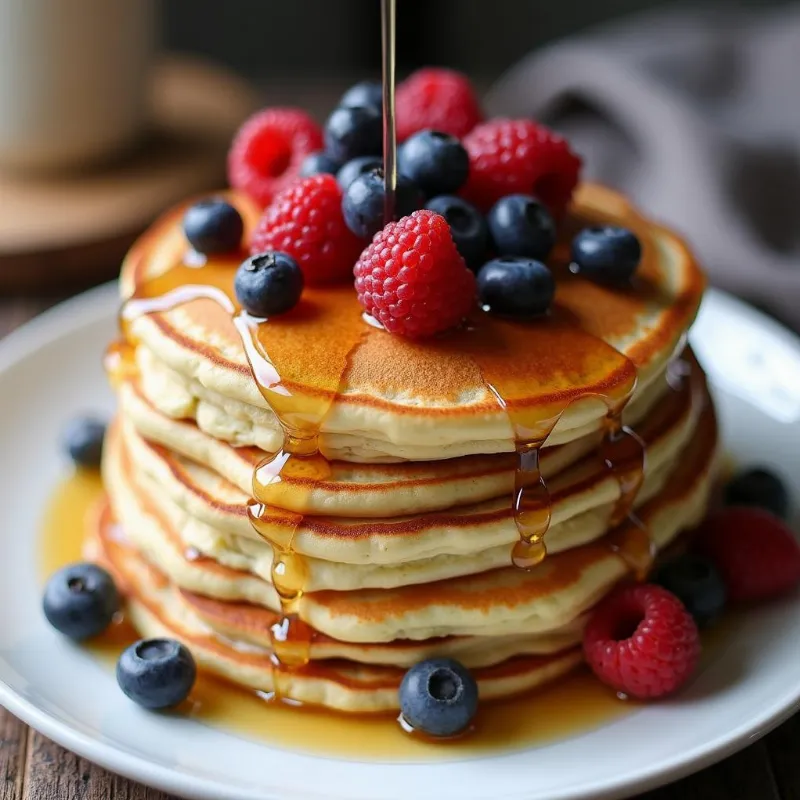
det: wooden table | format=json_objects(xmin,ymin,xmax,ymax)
[{"xmin": 1, "ymin": 296, "xmax": 797, "ymax": 800}]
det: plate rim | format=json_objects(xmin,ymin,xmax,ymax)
[{"xmin": 1, "ymin": 283, "xmax": 799, "ymax": 800}]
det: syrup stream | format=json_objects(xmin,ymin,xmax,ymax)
[{"xmin": 381, "ymin": 0, "xmax": 398, "ymax": 223}]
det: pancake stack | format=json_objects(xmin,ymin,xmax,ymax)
[{"xmin": 91, "ymin": 182, "xmax": 716, "ymax": 713}]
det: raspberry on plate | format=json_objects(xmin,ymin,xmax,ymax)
[
  {"xmin": 354, "ymin": 210, "xmax": 476, "ymax": 338},
  {"xmin": 395, "ymin": 68, "xmax": 483, "ymax": 143},
  {"xmin": 695, "ymin": 507, "xmax": 800, "ymax": 603},
  {"xmin": 228, "ymin": 107, "xmax": 323, "ymax": 207},
  {"xmin": 250, "ymin": 174, "xmax": 363, "ymax": 285},
  {"xmin": 583, "ymin": 584, "xmax": 700, "ymax": 699},
  {"xmin": 461, "ymin": 118, "xmax": 581, "ymax": 217}
]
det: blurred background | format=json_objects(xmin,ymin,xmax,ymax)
[{"xmin": 164, "ymin": 0, "xmax": 789, "ymax": 82}]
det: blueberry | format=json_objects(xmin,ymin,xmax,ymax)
[
  {"xmin": 61, "ymin": 416, "xmax": 106, "ymax": 468},
  {"xmin": 477, "ymin": 257, "xmax": 555, "ymax": 317},
  {"xmin": 724, "ymin": 467, "xmax": 790, "ymax": 519},
  {"xmin": 182, "ymin": 198, "xmax": 243, "ymax": 255},
  {"xmin": 653, "ymin": 554, "xmax": 727, "ymax": 628},
  {"xmin": 398, "ymin": 130, "xmax": 469, "ymax": 197},
  {"xmin": 43, "ymin": 563, "xmax": 120, "ymax": 640},
  {"xmin": 571, "ymin": 226, "xmax": 642, "ymax": 283},
  {"xmin": 487, "ymin": 194, "xmax": 556, "ymax": 260},
  {"xmin": 234, "ymin": 252, "xmax": 304, "ymax": 317},
  {"xmin": 299, "ymin": 151, "xmax": 341, "ymax": 178},
  {"xmin": 336, "ymin": 155, "xmax": 383, "ymax": 190},
  {"xmin": 399, "ymin": 658, "xmax": 478, "ymax": 738},
  {"xmin": 324, "ymin": 105, "xmax": 382, "ymax": 164},
  {"xmin": 425, "ymin": 195, "xmax": 488, "ymax": 271},
  {"xmin": 342, "ymin": 168, "xmax": 424, "ymax": 239},
  {"xmin": 116, "ymin": 638, "xmax": 196, "ymax": 709},
  {"xmin": 339, "ymin": 80, "xmax": 382, "ymax": 113}
]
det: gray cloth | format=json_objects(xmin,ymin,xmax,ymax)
[{"xmin": 487, "ymin": 5, "xmax": 800, "ymax": 328}]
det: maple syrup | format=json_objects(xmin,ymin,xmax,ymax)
[
  {"xmin": 38, "ymin": 467, "xmax": 733, "ymax": 759},
  {"xmin": 381, "ymin": 0, "xmax": 398, "ymax": 222},
  {"xmin": 38, "ymin": 469, "xmax": 638, "ymax": 759}
]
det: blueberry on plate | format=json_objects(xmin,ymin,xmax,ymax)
[
  {"xmin": 652, "ymin": 554, "xmax": 727, "ymax": 628},
  {"xmin": 117, "ymin": 638, "xmax": 196, "ymax": 710},
  {"xmin": 339, "ymin": 80, "xmax": 383, "ymax": 113},
  {"xmin": 487, "ymin": 194, "xmax": 556, "ymax": 260},
  {"xmin": 477, "ymin": 256, "xmax": 556, "ymax": 317},
  {"xmin": 299, "ymin": 151, "xmax": 341, "ymax": 178},
  {"xmin": 234, "ymin": 252, "xmax": 304, "ymax": 318},
  {"xmin": 182, "ymin": 198, "xmax": 244, "ymax": 255},
  {"xmin": 342, "ymin": 168, "xmax": 424, "ymax": 239},
  {"xmin": 324, "ymin": 105, "xmax": 382, "ymax": 163},
  {"xmin": 571, "ymin": 226, "xmax": 642, "ymax": 283},
  {"xmin": 724, "ymin": 467, "xmax": 790, "ymax": 520},
  {"xmin": 43, "ymin": 563, "xmax": 120, "ymax": 640},
  {"xmin": 425, "ymin": 195, "xmax": 488, "ymax": 271},
  {"xmin": 398, "ymin": 130, "xmax": 469, "ymax": 197},
  {"xmin": 336, "ymin": 155, "xmax": 383, "ymax": 190},
  {"xmin": 399, "ymin": 658, "xmax": 478, "ymax": 738},
  {"xmin": 61, "ymin": 416, "xmax": 106, "ymax": 468}
]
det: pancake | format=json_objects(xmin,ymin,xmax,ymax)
[
  {"xmin": 89, "ymin": 511, "xmax": 584, "ymax": 712},
  {"xmin": 102, "ymin": 398, "xmax": 718, "ymax": 644},
  {"xmin": 119, "ymin": 183, "xmax": 705, "ymax": 462},
  {"xmin": 121, "ymin": 353, "xmax": 673, "ymax": 516},
  {"xmin": 105, "ymin": 359, "xmax": 705, "ymax": 583}
]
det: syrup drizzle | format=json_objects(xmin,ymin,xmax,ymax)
[{"xmin": 115, "ymin": 234, "xmax": 372, "ymax": 697}]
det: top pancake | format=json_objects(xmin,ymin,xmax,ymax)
[{"xmin": 119, "ymin": 183, "xmax": 704, "ymax": 462}]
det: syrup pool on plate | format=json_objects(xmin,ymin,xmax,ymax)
[{"xmin": 38, "ymin": 469, "xmax": 640, "ymax": 760}]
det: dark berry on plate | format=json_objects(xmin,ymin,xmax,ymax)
[
  {"xmin": 477, "ymin": 256, "xmax": 555, "ymax": 317},
  {"xmin": 397, "ymin": 130, "xmax": 469, "ymax": 197},
  {"xmin": 61, "ymin": 416, "xmax": 106, "ymax": 468},
  {"xmin": 487, "ymin": 194, "xmax": 556, "ymax": 260},
  {"xmin": 235, "ymin": 252, "xmax": 304, "ymax": 317},
  {"xmin": 227, "ymin": 107, "xmax": 323, "ymax": 207},
  {"xmin": 339, "ymin": 80, "xmax": 383, "ymax": 113},
  {"xmin": 324, "ymin": 105, "xmax": 382, "ymax": 164},
  {"xmin": 425, "ymin": 195, "xmax": 488, "ymax": 271},
  {"xmin": 571, "ymin": 226, "xmax": 642, "ymax": 283},
  {"xmin": 652, "ymin": 554, "xmax": 727, "ymax": 628},
  {"xmin": 43, "ymin": 563, "xmax": 120, "ymax": 641},
  {"xmin": 116, "ymin": 638, "xmax": 196, "ymax": 710},
  {"xmin": 299, "ymin": 151, "xmax": 341, "ymax": 178},
  {"xmin": 724, "ymin": 467, "xmax": 789, "ymax": 519},
  {"xmin": 399, "ymin": 657, "xmax": 478, "ymax": 737},
  {"xmin": 336, "ymin": 155, "xmax": 383, "ymax": 190},
  {"xmin": 182, "ymin": 198, "xmax": 243, "ymax": 255},
  {"xmin": 342, "ymin": 168, "xmax": 424, "ymax": 239}
]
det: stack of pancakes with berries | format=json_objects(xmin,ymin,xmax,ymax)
[{"xmin": 87, "ymin": 67, "xmax": 728, "ymax": 728}]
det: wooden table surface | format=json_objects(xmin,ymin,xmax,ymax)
[{"xmin": 1, "ymin": 296, "xmax": 797, "ymax": 800}]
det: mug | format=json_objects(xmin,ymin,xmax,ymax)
[{"xmin": 0, "ymin": 0, "xmax": 156, "ymax": 173}]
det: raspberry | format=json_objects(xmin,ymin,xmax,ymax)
[
  {"xmin": 583, "ymin": 584, "xmax": 700, "ymax": 699},
  {"xmin": 695, "ymin": 507, "xmax": 800, "ymax": 603},
  {"xmin": 228, "ymin": 107, "xmax": 323, "ymax": 207},
  {"xmin": 395, "ymin": 68, "xmax": 483, "ymax": 143},
  {"xmin": 461, "ymin": 119, "xmax": 581, "ymax": 216},
  {"xmin": 250, "ymin": 174, "xmax": 363, "ymax": 285},
  {"xmin": 354, "ymin": 210, "xmax": 476, "ymax": 338}
]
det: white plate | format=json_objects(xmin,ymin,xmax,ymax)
[{"xmin": 0, "ymin": 284, "xmax": 799, "ymax": 800}]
